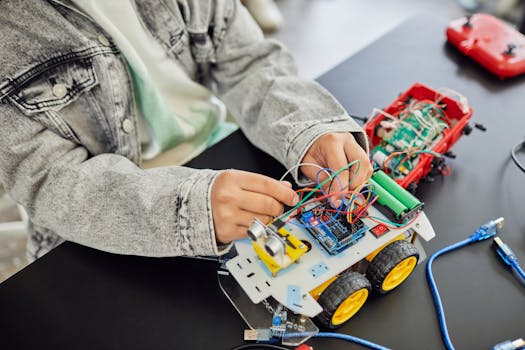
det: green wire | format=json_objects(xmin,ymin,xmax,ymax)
[
  {"xmin": 367, "ymin": 215, "xmax": 406, "ymax": 227},
  {"xmin": 276, "ymin": 160, "xmax": 361, "ymax": 221}
]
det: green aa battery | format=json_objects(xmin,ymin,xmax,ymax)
[
  {"xmin": 369, "ymin": 178, "xmax": 408, "ymax": 217},
  {"xmin": 372, "ymin": 170, "xmax": 421, "ymax": 210}
]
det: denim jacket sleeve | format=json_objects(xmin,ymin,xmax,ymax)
[
  {"xmin": 207, "ymin": 1, "xmax": 369, "ymax": 183},
  {"xmin": 0, "ymin": 0, "xmax": 238, "ymax": 258},
  {"xmin": 0, "ymin": 0, "xmax": 367, "ymax": 259},
  {"xmin": 0, "ymin": 100, "xmax": 226, "ymax": 257}
]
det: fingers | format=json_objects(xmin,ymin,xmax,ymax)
[
  {"xmin": 281, "ymin": 181, "xmax": 293, "ymax": 188},
  {"xmin": 214, "ymin": 211, "xmax": 276, "ymax": 244},
  {"xmin": 300, "ymin": 133, "xmax": 374, "ymax": 194},
  {"xmin": 343, "ymin": 138, "xmax": 373, "ymax": 189},
  {"xmin": 237, "ymin": 191, "xmax": 285, "ymax": 217},
  {"xmin": 235, "ymin": 210, "xmax": 273, "ymax": 226},
  {"xmin": 326, "ymin": 147, "xmax": 350, "ymax": 194},
  {"xmin": 299, "ymin": 158, "xmax": 325, "ymax": 184},
  {"xmin": 212, "ymin": 137, "xmax": 374, "ymax": 245},
  {"xmin": 237, "ymin": 171, "xmax": 299, "ymax": 206},
  {"xmin": 211, "ymin": 170, "xmax": 298, "ymax": 244}
]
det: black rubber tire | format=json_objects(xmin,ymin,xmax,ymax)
[
  {"xmin": 366, "ymin": 240, "xmax": 419, "ymax": 294},
  {"xmin": 315, "ymin": 271, "xmax": 371, "ymax": 329}
]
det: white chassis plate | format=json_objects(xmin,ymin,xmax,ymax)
[{"xmin": 226, "ymin": 206, "xmax": 435, "ymax": 318}]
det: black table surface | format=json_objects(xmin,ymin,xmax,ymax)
[{"xmin": 2, "ymin": 15, "xmax": 525, "ymax": 350}]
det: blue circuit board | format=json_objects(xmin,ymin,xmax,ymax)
[{"xmin": 297, "ymin": 210, "xmax": 368, "ymax": 255}]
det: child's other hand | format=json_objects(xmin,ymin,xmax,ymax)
[
  {"xmin": 301, "ymin": 133, "xmax": 373, "ymax": 195},
  {"xmin": 211, "ymin": 170, "xmax": 299, "ymax": 244}
]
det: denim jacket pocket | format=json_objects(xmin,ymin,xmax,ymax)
[{"xmin": 7, "ymin": 59, "xmax": 98, "ymax": 142}]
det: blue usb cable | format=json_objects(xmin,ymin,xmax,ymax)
[
  {"xmin": 426, "ymin": 218, "xmax": 525, "ymax": 350},
  {"xmin": 493, "ymin": 237, "xmax": 525, "ymax": 286},
  {"xmin": 426, "ymin": 218, "xmax": 505, "ymax": 350}
]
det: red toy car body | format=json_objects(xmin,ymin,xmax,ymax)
[
  {"xmin": 446, "ymin": 13, "xmax": 525, "ymax": 79},
  {"xmin": 364, "ymin": 83, "xmax": 473, "ymax": 190}
]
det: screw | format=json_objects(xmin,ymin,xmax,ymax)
[
  {"xmin": 464, "ymin": 15, "xmax": 473, "ymax": 27},
  {"xmin": 504, "ymin": 43, "xmax": 517, "ymax": 56}
]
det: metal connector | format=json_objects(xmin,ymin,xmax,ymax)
[
  {"xmin": 494, "ymin": 237, "xmax": 517, "ymax": 266},
  {"xmin": 244, "ymin": 329, "xmax": 259, "ymax": 341},
  {"xmin": 244, "ymin": 329, "xmax": 271, "ymax": 342},
  {"xmin": 494, "ymin": 217, "xmax": 505, "ymax": 231},
  {"xmin": 470, "ymin": 217, "xmax": 505, "ymax": 242},
  {"xmin": 493, "ymin": 338, "xmax": 525, "ymax": 350}
]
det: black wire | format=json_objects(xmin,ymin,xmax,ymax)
[
  {"xmin": 511, "ymin": 139, "xmax": 525, "ymax": 173},
  {"xmin": 230, "ymin": 344, "xmax": 290, "ymax": 350}
]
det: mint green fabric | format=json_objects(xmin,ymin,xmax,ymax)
[
  {"xmin": 127, "ymin": 63, "xmax": 237, "ymax": 154},
  {"xmin": 128, "ymin": 63, "xmax": 185, "ymax": 151},
  {"xmin": 207, "ymin": 121, "xmax": 239, "ymax": 147}
]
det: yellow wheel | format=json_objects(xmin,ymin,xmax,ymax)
[
  {"xmin": 382, "ymin": 256, "xmax": 417, "ymax": 291},
  {"xmin": 331, "ymin": 288, "xmax": 369, "ymax": 326},
  {"xmin": 315, "ymin": 271, "xmax": 371, "ymax": 329},
  {"xmin": 366, "ymin": 240, "xmax": 419, "ymax": 294}
]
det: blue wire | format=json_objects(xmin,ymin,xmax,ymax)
[
  {"xmin": 511, "ymin": 261, "xmax": 525, "ymax": 285},
  {"xmin": 288, "ymin": 184, "xmax": 376, "ymax": 230},
  {"xmin": 288, "ymin": 168, "xmax": 345, "ymax": 230},
  {"xmin": 426, "ymin": 238, "xmax": 472, "ymax": 350},
  {"xmin": 289, "ymin": 168, "xmax": 379, "ymax": 230},
  {"xmin": 314, "ymin": 332, "xmax": 392, "ymax": 350},
  {"xmin": 426, "ymin": 238, "xmax": 471, "ymax": 350},
  {"xmin": 316, "ymin": 167, "xmax": 344, "ymax": 208}
]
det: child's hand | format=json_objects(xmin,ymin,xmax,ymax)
[
  {"xmin": 301, "ymin": 132, "xmax": 373, "ymax": 195},
  {"xmin": 211, "ymin": 170, "xmax": 299, "ymax": 244}
]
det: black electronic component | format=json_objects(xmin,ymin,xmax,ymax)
[{"xmin": 474, "ymin": 123, "xmax": 487, "ymax": 132}]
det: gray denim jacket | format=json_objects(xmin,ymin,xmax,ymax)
[{"xmin": 0, "ymin": 0, "xmax": 367, "ymax": 260}]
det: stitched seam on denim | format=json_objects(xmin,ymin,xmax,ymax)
[
  {"xmin": 156, "ymin": 0, "xmax": 186, "ymax": 55},
  {"xmin": 167, "ymin": 31, "xmax": 187, "ymax": 56},
  {"xmin": 119, "ymin": 54, "xmax": 141, "ymax": 162},
  {"xmin": 212, "ymin": 0, "xmax": 235, "ymax": 54},
  {"xmin": 44, "ymin": 110, "xmax": 74, "ymax": 140},
  {"xmin": 182, "ymin": 175, "xmax": 195, "ymax": 252},
  {"xmin": 22, "ymin": 67, "xmax": 95, "ymax": 108},
  {"xmin": 0, "ymin": 45, "xmax": 118, "ymax": 101},
  {"xmin": 86, "ymin": 89, "xmax": 114, "ymax": 145},
  {"xmin": 187, "ymin": 172, "xmax": 209, "ymax": 253},
  {"xmin": 104, "ymin": 53, "xmax": 126, "ymax": 155},
  {"xmin": 10, "ymin": 65, "xmax": 97, "ymax": 111},
  {"xmin": 284, "ymin": 121, "xmax": 319, "ymax": 164},
  {"xmin": 205, "ymin": 174, "xmax": 214, "ymax": 244},
  {"xmin": 174, "ymin": 176, "xmax": 191, "ymax": 252}
]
